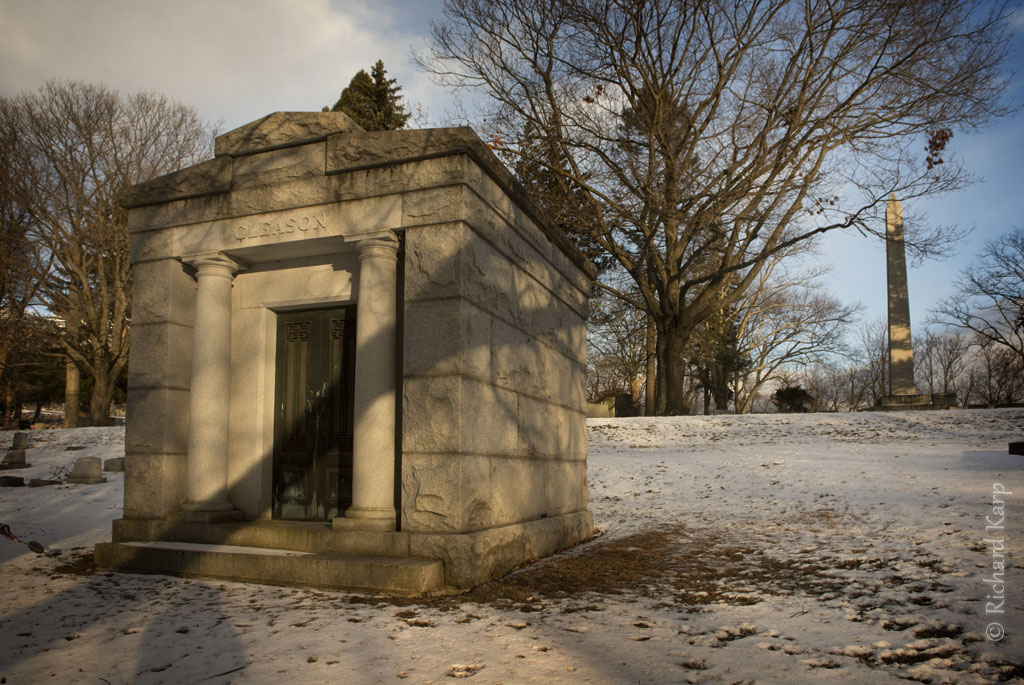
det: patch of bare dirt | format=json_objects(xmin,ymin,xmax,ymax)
[
  {"xmin": 398, "ymin": 524, "xmax": 875, "ymax": 611},
  {"xmin": 49, "ymin": 550, "xmax": 98, "ymax": 577}
]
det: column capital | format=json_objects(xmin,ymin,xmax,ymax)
[
  {"xmin": 182, "ymin": 251, "xmax": 246, "ymax": 275},
  {"xmin": 356, "ymin": 233, "xmax": 399, "ymax": 262}
]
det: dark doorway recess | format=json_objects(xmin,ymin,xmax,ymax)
[{"xmin": 272, "ymin": 307, "xmax": 356, "ymax": 520}]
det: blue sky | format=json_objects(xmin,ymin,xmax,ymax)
[
  {"xmin": 1, "ymin": 0, "xmax": 1021, "ymax": 341},
  {"xmin": 818, "ymin": 7, "xmax": 1024, "ymax": 337}
]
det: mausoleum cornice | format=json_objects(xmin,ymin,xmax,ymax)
[{"xmin": 119, "ymin": 112, "xmax": 595, "ymax": 280}]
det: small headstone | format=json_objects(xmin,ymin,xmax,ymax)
[
  {"xmin": 0, "ymin": 449, "xmax": 30, "ymax": 470},
  {"xmin": 1010, "ymin": 442, "xmax": 1024, "ymax": 456},
  {"xmin": 103, "ymin": 457, "xmax": 125, "ymax": 472},
  {"xmin": 0, "ymin": 475, "xmax": 25, "ymax": 487},
  {"xmin": 66, "ymin": 456, "xmax": 107, "ymax": 485},
  {"xmin": 12, "ymin": 432, "xmax": 29, "ymax": 450},
  {"xmin": 28, "ymin": 478, "xmax": 61, "ymax": 487}
]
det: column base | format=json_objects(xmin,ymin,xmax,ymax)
[{"xmin": 332, "ymin": 509, "xmax": 396, "ymax": 532}]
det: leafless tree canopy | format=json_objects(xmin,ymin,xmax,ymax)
[
  {"xmin": 731, "ymin": 259, "xmax": 858, "ymax": 413},
  {"xmin": 930, "ymin": 227, "xmax": 1024, "ymax": 363},
  {"xmin": 1, "ymin": 81, "xmax": 212, "ymax": 424},
  {"xmin": 424, "ymin": 0, "xmax": 1014, "ymax": 414}
]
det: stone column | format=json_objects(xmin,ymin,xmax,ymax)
[
  {"xmin": 334, "ymin": 234, "xmax": 399, "ymax": 531},
  {"xmin": 885, "ymin": 194, "xmax": 916, "ymax": 396},
  {"xmin": 181, "ymin": 252, "xmax": 243, "ymax": 521}
]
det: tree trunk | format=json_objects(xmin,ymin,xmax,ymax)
[
  {"xmin": 659, "ymin": 326, "xmax": 691, "ymax": 416},
  {"xmin": 715, "ymin": 393, "xmax": 729, "ymax": 412},
  {"xmin": 65, "ymin": 360, "xmax": 80, "ymax": 428},
  {"xmin": 654, "ymin": 331, "xmax": 668, "ymax": 415},
  {"xmin": 88, "ymin": 366, "xmax": 115, "ymax": 427},
  {"xmin": 645, "ymin": 315, "xmax": 656, "ymax": 416},
  {"xmin": 629, "ymin": 378, "xmax": 642, "ymax": 412},
  {"xmin": 2, "ymin": 388, "xmax": 14, "ymax": 429}
]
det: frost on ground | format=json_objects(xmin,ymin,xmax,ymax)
[{"xmin": 1, "ymin": 410, "xmax": 1022, "ymax": 684}]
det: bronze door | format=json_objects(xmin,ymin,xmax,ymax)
[{"xmin": 272, "ymin": 307, "xmax": 356, "ymax": 520}]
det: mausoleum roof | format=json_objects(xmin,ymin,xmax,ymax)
[{"xmin": 120, "ymin": 111, "xmax": 595, "ymax": 279}]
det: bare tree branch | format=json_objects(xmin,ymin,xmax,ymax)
[{"xmin": 423, "ymin": 0, "xmax": 1015, "ymax": 414}]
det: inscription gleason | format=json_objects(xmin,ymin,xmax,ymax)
[{"xmin": 233, "ymin": 212, "xmax": 327, "ymax": 241}]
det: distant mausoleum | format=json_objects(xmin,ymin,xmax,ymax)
[{"xmin": 96, "ymin": 112, "xmax": 594, "ymax": 592}]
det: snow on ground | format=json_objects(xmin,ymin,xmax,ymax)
[{"xmin": 1, "ymin": 410, "xmax": 1022, "ymax": 684}]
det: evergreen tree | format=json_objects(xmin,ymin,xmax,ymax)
[
  {"xmin": 327, "ymin": 61, "xmax": 410, "ymax": 131},
  {"xmin": 772, "ymin": 386, "xmax": 814, "ymax": 413}
]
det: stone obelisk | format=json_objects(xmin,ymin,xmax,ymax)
[{"xmin": 885, "ymin": 194, "xmax": 916, "ymax": 396}]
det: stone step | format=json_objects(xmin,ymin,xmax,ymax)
[
  {"xmin": 112, "ymin": 519, "xmax": 412, "ymax": 558},
  {"xmin": 94, "ymin": 541, "xmax": 444, "ymax": 595}
]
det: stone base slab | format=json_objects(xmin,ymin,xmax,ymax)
[
  {"xmin": 875, "ymin": 393, "xmax": 958, "ymax": 411},
  {"xmin": 106, "ymin": 509, "xmax": 594, "ymax": 590},
  {"xmin": 94, "ymin": 541, "xmax": 443, "ymax": 595},
  {"xmin": 66, "ymin": 476, "xmax": 108, "ymax": 484},
  {"xmin": 332, "ymin": 515, "xmax": 397, "ymax": 532},
  {"xmin": 1010, "ymin": 442, "xmax": 1024, "ymax": 456},
  {"xmin": 2, "ymin": 449, "xmax": 28, "ymax": 468},
  {"xmin": 111, "ymin": 518, "xmax": 414, "ymax": 558},
  {"xmin": 179, "ymin": 509, "xmax": 245, "ymax": 523},
  {"xmin": 410, "ymin": 511, "xmax": 595, "ymax": 587}
]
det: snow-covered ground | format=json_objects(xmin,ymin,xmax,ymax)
[{"xmin": 1, "ymin": 410, "xmax": 1022, "ymax": 683}]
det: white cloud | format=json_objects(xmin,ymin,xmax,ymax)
[{"xmin": 0, "ymin": 0, "xmax": 448, "ymax": 131}]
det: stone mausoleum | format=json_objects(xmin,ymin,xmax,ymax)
[{"xmin": 95, "ymin": 112, "xmax": 594, "ymax": 592}]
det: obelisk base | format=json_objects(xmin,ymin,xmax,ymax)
[{"xmin": 875, "ymin": 393, "xmax": 957, "ymax": 411}]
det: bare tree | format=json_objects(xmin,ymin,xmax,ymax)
[
  {"xmin": 931, "ymin": 227, "xmax": 1024, "ymax": 364},
  {"xmin": 934, "ymin": 331, "xmax": 970, "ymax": 398},
  {"xmin": 915, "ymin": 327, "xmax": 970, "ymax": 398},
  {"xmin": 423, "ymin": 0, "xmax": 1013, "ymax": 414},
  {"xmin": 1, "ymin": 82, "xmax": 211, "ymax": 425},
  {"xmin": 0, "ymin": 119, "xmax": 38, "ymax": 381},
  {"xmin": 967, "ymin": 344, "xmax": 1024, "ymax": 405},
  {"xmin": 800, "ymin": 362, "xmax": 836, "ymax": 412},
  {"xmin": 914, "ymin": 328, "xmax": 941, "ymax": 395},
  {"xmin": 587, "ymin": 284, "xmax": 650, "ymax": 408},
  {"xmin": 857, "ymin": 317, "xmax": 889, "ymax": 404},
  {"xmin": 731, "ymin": 260, "xmax": 858, "ymax": 413}
]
